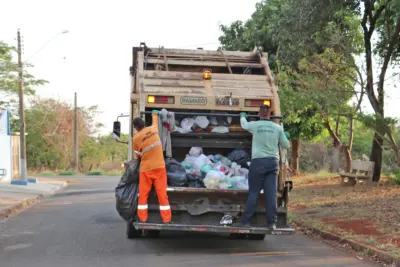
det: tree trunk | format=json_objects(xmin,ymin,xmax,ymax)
[
  {"xmin": 343, "ymin": 145, "xmax": 351, "ymax": 172},
  {"xmin": 348, "ymin": 115, "xmax": 354, "ymax": 152},
  {"xmin": 370, "ymin": 132, "xmax": 384, "ymax": 182},
  {"xmin": 331, "ymin": 145, "xmax": 340, "ymax": 173},
  {"xmin": 291, "ymin": 139, "xmax": 300, "ymax": 173}
]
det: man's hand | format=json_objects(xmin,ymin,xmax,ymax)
[
  {"xmin": 240, "ymin": 112, "xmax": 247, "ymax": 118},
  {"xmin": 152, "ymin": 110, "xmax": 159, "ymax": 115},
  {"xmin": 284, "ymin": 131, "xmax": 290, "ymax": 140}
]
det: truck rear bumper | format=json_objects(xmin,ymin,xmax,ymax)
[{"xmin": 133, "ymin": 222, "xmax": 295, "ymax": 235}]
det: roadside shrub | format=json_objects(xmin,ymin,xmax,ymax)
[
  {"xmin": 104, "ymin": 170, "xmax": 123, "ymax": 176},
  {"xmin": 87, "ymin": 170, "xmax": 104, "ymax": 176},
  {"xmin": 390, "ymin": 168, "xmax": 400, "ymax": 185},
  {"xmin": 59, "ymin": 170, "xmax": 75, "ymax": 176}
]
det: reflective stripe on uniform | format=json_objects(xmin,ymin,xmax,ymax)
[
  {"xmin": 142, "ymin": 141, "xmax": 161, "ymax": 153},
  {"xmin": 135, "ymin": 141, "xmax": 162, "ymax": 156},
  {"xmin": 159, "ymin": 205, "xmax": 171, "ymax": 211},
  {"xmin": 137, "ymin": 204, "xmax": 148, "ymax": 210}
]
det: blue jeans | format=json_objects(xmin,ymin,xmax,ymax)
[{"xmin": 240, "ymin": 157, "xmax": 278, "ymax": 226}]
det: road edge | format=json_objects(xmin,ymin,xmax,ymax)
[
  {"xmin": 0, "ymin": 181, "xmax": 68, "ymax": 222},
  {"xmin": 295, "ymin": 222, "xmax": 400, "ymax": 266}
]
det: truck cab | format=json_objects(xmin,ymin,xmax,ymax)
[{"xmin": 113, "ymin": 43, "xmax": 294, "ymax": 239}]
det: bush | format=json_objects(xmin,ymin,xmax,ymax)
[
  {"xmin": 104, "ymin": 170, "xmax": 123, "ymax": 176},
  {"xmin": 59, "ymin": 170, "xmax": 76, "ymax": 176},
  {"xmin": 390, "ymin": 168, "xmax": 400, "ymax": 185},
  {"xmin": 87, "ymin": 170, "xmax": 104, "ymax": 176}
]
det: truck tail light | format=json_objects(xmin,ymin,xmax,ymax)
[
  {"xmin": 147, "ymin": 95, "xmax": 174, "ymax": 104},
  {"xmin": 245, "ymin": 99, "xmax": 271, "ymax": 107}
]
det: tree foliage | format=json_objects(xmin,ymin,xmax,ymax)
[
  {"xmin": 0, "ymin": 41, "xmax": 48, "ymax": 100},
  {"xmin": 24, "ymin": 98, "xmax": 126, "ymax": 171}
]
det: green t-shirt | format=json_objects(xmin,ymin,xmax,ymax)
[{"xmin": 241, "ymin": 117, "xmax": 290, "ymax": 159}]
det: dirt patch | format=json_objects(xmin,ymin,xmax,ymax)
[
  {"xmin": 291, "ymin": 174, "xmax": 400, "ymax": 260},
  {"xmin": 322, "ymin": 218, "xmax": 381, "ymax": 236},
  {"xmin": 290, "ymin": 204, "xmax": 307, "ymax": 211}
]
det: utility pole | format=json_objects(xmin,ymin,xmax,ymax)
[
  {"xmin": 73, "ymin": 92, "xmax": 78, "ymax": 172},
  {"xmin": 17, "ymin": 29, "xmax": 27, "ymax": 182}
]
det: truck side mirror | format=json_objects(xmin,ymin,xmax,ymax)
[{"xmin": 113, "ymin": 121, "xmax": 121, "ymax": 141}]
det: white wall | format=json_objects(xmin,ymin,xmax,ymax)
[
  {"xmin": 0, "ymin": 135, "xmax": 12, "ymax": 182},
  {"xmin": 0, "ymin": 110, "xmax": 11, "ymax": 182}
]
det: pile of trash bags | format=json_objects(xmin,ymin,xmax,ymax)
[
  {"xmin": 167, "ymin": 147, "xmax": 251, "ymax": 190},
  {"xmin": 174, "ymin": 114, "xmax": 232, "ymax": 134}
]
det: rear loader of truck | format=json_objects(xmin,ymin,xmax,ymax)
[{"xmin": 113, "ymin": 43, "xmax": 294, "ymax": 240}]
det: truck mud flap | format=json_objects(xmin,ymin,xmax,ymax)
[{"xmin": 133, "ymin": 222, "xmax": 295, "ymax": 235}]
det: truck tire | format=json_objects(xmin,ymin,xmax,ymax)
[
  {"xmin": 247, "ymin": 234, "xmax": 266, "ymax": 240},
  {"xmin": 144, "ymin": 230, "xmax": 161, "ymax": 238},
  {"xmin": 126, "ymin": 222, "xmax": 142, "ymax": 239}
]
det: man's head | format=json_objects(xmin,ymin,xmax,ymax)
[
  {"xmin": 258, "ymin": 105, "xmax": 271, "ymax": 120},
  {"xmin": 133, "ymin": 117, "xmax": 145, "ymax": 132}
]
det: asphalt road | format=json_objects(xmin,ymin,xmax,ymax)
[{"xmin": 0, "ymin": 176, "xmax": 381, "ymax": 267}]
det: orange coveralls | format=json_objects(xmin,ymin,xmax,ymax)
[{"xmin": 133, "ymin": 113, "xmax": 171, "ymax": 223}]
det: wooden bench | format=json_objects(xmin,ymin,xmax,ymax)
[{"xmin": 340, "ymin": 160, "xmax": 375, "ymax": 186}]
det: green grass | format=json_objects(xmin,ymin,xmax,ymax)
[
  {"xmin": 58, "ymin": 170, "xmax": 76, "ymax": 176},
  {"xmin": 104, "ymin": 170, "xmax": 123, "ymax": 176},
  {"xmin": 87, "ymin": 170, "xmax": 105, "ymax": 176},
  {"xmin": 365, "ymin": 237, "xmax": 377, "ymax": 245}
]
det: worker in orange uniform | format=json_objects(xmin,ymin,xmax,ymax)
[{"xmin": 133, "ymin": 110, "xmax": 172, "ymax": 224}]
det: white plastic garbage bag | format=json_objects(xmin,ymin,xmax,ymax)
[
  {"xmin": 231, "ymin": 162, "xmax": 242, "ymax": 176},
  {"xmin": 181, "ymin": 118, "xmax": 195, "ymax": 131},
  {"xmin": 193, "ymin": 154, "xmax": 212, "ymax": 174},
  {"xmin": 194, "ymin": 116, "xmax": 209, "ymax": 129},
  {"xmin": 239, "ymin": 168, "xmax": 249, "ymax": 178},
  {"xmin": 174, "ymin": 126, "xmax": 192, "ymax": 133},
  {"xmin": 211, "ymin": 126, "xmax": 229, "ymax": 133},
  {"xmin": 189, "ymin": 147, "xmax": 203, "ymax": 157}
]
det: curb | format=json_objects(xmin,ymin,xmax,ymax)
[
  {"xmin": 0, "ymin": 182, "xmax": 68, "ymax": 222},
  {"xmin": 295, "ymin": 222, "xmax": 400, "ymax": 266}
]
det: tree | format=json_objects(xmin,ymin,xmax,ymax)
[
  {"xmin": 359, "ymin": 0, "xmax": 400, "ymax": 180},
  {"xmin": 1, "ymin": 40, "xmax": 48, "ymax": 132},
  {"xmin": 24, "ymin": 98, "xmax": 103, "ymax": 170},
  {"xmin": 0, "ymin": 41, "xmax": 47, "ymax": 100}
]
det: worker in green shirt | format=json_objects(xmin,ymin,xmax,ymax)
[{"xmin": 234, "ymin": 105, "xmax": 290, "ymax": 230}]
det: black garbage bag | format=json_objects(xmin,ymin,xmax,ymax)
[
  {"xmin": 186, "ymin": 173, "xmax": 205, "ymax": 188},
  {"xmin": 166, "ymin": 158, "xmax": 188, "ymax": 187},
  {"xmin": 115, "ymin": 159, "xmax": 141, "ymax": 222},
  {"xmin": 227, "ymin": 149, "xmax": 251, "ymax": 169}
]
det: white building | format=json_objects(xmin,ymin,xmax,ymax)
[{"xmin": 0, "ymin": 109, "xmax": 12, "ymax": 182}]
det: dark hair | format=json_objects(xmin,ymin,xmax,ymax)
[{"xmin": 133, "ymin": 117, "xmax": 145, "ymax": 129}]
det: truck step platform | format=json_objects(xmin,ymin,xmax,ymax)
[{"xmin": 133, "ymin": 222, "xmax": 295, "ymax": 235}]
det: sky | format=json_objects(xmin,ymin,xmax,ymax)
[{"xmin": 1, "ymin": 0, "xmax": 399, "ymax": 135}]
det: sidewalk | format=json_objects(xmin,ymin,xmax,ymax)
[{"xmin": 0, "ymin": 178, "xmax": 67, "ymax": 221}]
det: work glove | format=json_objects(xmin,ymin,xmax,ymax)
[
  {"xmin": 152, "ymin": 110, "xmax": 159, "ymax": 115},
  {"xmin": 284, "ymin": 131, "xmax": 290, "ymax": 140},
  {"xmin": 240, "ymin": 112, "xmax": 247, "ymax": 118}
]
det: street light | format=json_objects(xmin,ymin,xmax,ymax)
[
  {"xmin": 13, "ymin": 29, "xmax": 69, "ymax": 185},
  {"xmin": 25, "ymin": 30, "xmax": 69, "ymax": 63}
]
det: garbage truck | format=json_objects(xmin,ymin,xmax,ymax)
[{"xmin": 113, "ymin": 42, "xmax": 294, "ymax": 240}]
